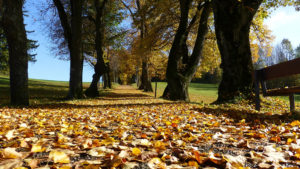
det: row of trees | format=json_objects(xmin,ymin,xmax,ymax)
[
  {"xmin": 255, "ymin": 38, "xmax": 300, "ymax": 88},
  {"xmin": 1, "ymin": 0, "xmax": 299, "ymax": 106}
]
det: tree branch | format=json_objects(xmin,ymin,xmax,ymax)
[
  {"xmin": 121, "ymin": 0, "xmax": 135, "ymax": 19},
  {"xmin": 53, "ymin": 0, "xmax": 72, "ymax": 46},
  {"xmin": 187, "ymin": 1, "xmax": 206, "ymax": 33},
  {"xmin": 186, "ymin": 1, "xmax": 211, "ymax": 76}
]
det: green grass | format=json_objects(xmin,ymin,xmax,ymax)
[
  {"xmin": 0, "ymin": 75, "xmax": 92, "ymax": 105},
  {"xmin": 146, "ymin": 82, "xmax": 300, "ymax": 104},
  {"xmin": 149, "ymin": 82, "xmax": 218, "ymax": 103}
]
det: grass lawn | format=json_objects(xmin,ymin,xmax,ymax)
[
  {"xmin": 0, "ymin": 75, "xmax": 92, "ymax": 105},
  {"xmin": 146, "ymin": 82, "xmax": 218, "ymax": 104},
  {"xmin": 140, "ymin": 81, "xmax": 300, "ymax": 104}
]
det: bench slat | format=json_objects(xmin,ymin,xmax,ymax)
[
  {"xmin": 260, "ymin": 57, "xmax": 300, "ymax": 80},
  {"xmin": 264, "ymin": 86, "xmax": 300, "ymax": 96}
]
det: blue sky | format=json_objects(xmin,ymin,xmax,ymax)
[
  {"xmin": 24, "ymin": 1, "xmax": 95, "ymax": 82},
  {"xmin": 23, "ymin": 3, "xmax": 300, "ymax": 82}
]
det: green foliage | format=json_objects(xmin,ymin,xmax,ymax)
[
  {"xmin": 295, "ymin": 44, "xmax": 300, "ymax": 58},
  {"xmin": 0, "ymin": 29, "xmax": 9, "ymax": 74},
  {"xmin": 281, "ymin": 38, "xmax": 294, "ymax": 60}
]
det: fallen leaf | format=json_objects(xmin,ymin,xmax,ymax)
[
  {"xmin": 1, "ymin": 148, "xmax": 23, "ymax": 159},
  {"xmin": 5, "ymin": 130, "xmax": 15, "ymax": 140},
  {"xmin": 49, "ymin": 150, "xmax": 70, "ymax": 163},
  {"xmin": 132, "ymin": 147, "xmax": 141, "ymax": 156}
]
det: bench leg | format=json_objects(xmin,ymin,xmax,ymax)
[
  {"xmin": 289, "ymin": 94, "xmax": 295, "ymax": 112},
  {"xmin": 254, "ymin": 78, "xmax": 260, "ymax": 111}
]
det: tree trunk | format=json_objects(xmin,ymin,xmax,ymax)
[
  {"xmin": 213, "ymin": 0, "xmax": 262, "ymax": 103},
  {"xmin": 136, "ymin": 66, "xmax": 140, "ymax": 87},
  {"xmin": 135, "ymin": 0, "xmax": 153, "ymax": 92},
  {"xmin": 2, "ymin": 0, "xmax": 29, "ymax": 106},
  {"xmin": 53, "ymin": 0, "xmax": 84, "ymax": 99},
  {"xmin": 163, "ymin": 0, "xmax": 211, "ymax": 101},
  {"xmin": 163, "ymin": 76, "xmax": 190, "ymax": 101},
  {"xmin": 85, "ymin": 0, "xmax": 108, "ymax": 97},
  {"xmin": 103, "ymin": 73, "xmax": 107, "ymax": 89},
  {"xmin": 106, "ymin": 63, "xmax": 112, "ymax": 88},
  {"xmin": 138, "ymin": 61, "xmax": 153, "ymax": 92},
  {"xmin": 68, "ymin": 0, "xmax": 84, "ymax": 99}
]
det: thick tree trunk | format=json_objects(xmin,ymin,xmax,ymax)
[
  {"xmin": 2, "ymin": 0, "xmax": 29, "ymax": 106},
  {"xmin": 68, "ymin": 0, "xmax": 84, "ymax": 99},
  {"xmin": 85, "ymin": 0, "xmax": 107, "ymax": 97},
  {"xmin": 163, "ymin": 1, "xmax": 210, "ymax": 101},
  {"xmin": 53, "ymin": 0, "xmax": 84, "ymax": 99},
  {"xmin": 163, "ymin": 76, "xmax": 190, "ymax": 101},
  {"xmin": 213, "ymin": 0, "xmax": 262, "ymax": 103},
  {"xmin": 138, "ymin": 61, "xmax": 153, "ymax": 92}
]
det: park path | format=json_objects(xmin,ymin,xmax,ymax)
[{"xmin": 70, "ymin": 85, "xmax": 171, "ymax": 108}]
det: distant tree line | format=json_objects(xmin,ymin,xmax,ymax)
[{"xmin": 255, "ymin": 38, "xmax": 300, "ymax": 89}]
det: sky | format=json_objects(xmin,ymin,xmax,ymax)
[
  {"xmin": 23, "ymin": 2, "xmax": 300, "ymax": 82},
  {"xmin": 265, "ymin": 6, "xmax": 300, "ymax": 48}
]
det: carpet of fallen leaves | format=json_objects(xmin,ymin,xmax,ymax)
[{"xmin": 1, "ymin": 85, "xmax": 300, "ymax": 169}]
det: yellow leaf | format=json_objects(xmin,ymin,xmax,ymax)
[
  {"xmin": 1, "ymin": 147, "xmax": 23, "ymax": 159},
  {"xmin": 132, "ymin": 147, "xmax": 141, "ymax": 156},
  {"xmin": 290, "ymin": 120, "xmax": 300, "ymax": 127},
  {"xmin": 57, "ymin": 133, "xmax": 68, "ymax": 143},
  {"xmin": 154, "ymin": 141, "xmax": 166, "ymax": 150},
  {"xmin": 287, "ymin": 138, "xmax": 293, "ymax": 145},
  {"xmin": 49, "ymin": 150, "xmax": 70, "ymax": 163},
  {"xmin": 31, "ymin": 144, "xmax": 46, "ymax": 152},
  {"xmin": 59, "ymin": 166, "xmax": 72, "ymax": 169}
]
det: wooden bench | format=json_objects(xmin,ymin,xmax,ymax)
[{"xmin": 254, "ymin": 57, "xmax": 300, "ymax": 111}]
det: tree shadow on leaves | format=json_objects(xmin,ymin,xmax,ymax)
[{"xmin": 191, "ymin": 107, "xmax": 293, "ymax": 125}]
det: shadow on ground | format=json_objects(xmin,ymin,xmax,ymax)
[{"xmin": 191, "ymin": 106, "xmax": 293, "ymax": 125}]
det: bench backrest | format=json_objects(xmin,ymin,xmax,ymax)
[{"xmin": 256, "ymin": 57, "xmax": 300, "ymax": 81}]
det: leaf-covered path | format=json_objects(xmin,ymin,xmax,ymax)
[{"xmin": 0, "ymin": 85, "xmax": 300, "ymax": 168}]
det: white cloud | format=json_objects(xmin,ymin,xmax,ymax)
[{"xmin": 264, "ymin": 6, "xmax": 300, "ymax": 48}]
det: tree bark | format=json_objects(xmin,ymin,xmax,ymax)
[
  {"xmin": 85, "ymin": 0, "xmax": 108, "ymax": 97},
  {"xmin": 106, "ymin": 62, "xmax": 112, "ymax": 88},
  {"xmin": 163, "ymin": 0, "xmax": 211, "ymax": 101},
  {"xmin": 213, "ymin": 0, "xmax": 262, "ymax": 103},
  {"xmin": 68, "ymin": 0, "xmax": 84, "ymax": 99},
  {"xmin": 138, "ymin": 61, "xmax": 153, "ymax": 92},
  {"xmin": 103, "ymin": 73, "xmax": 107, "ymax": 89},
  {"xmin": 53, "ymin": 0, "xmax": 84, "ymax": 99},
  {"xmin": 136, "ymin": 0, "xmax": 153, "ymax": 92},
  {"xmin": 135, "ymin": 66, "xmax": 140, "ymax": 87},
  {"xmin": 2, "ymin": 0, "xmax": 29, "ymax": 106}
]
